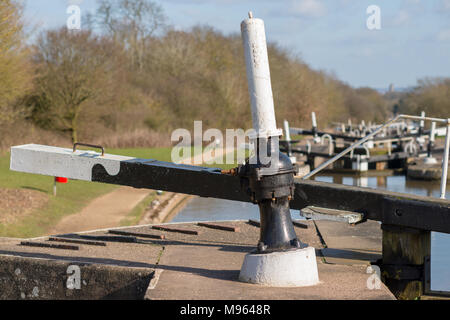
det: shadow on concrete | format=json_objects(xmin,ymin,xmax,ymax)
[
  {"xmin": 0, "ymin": 250, "xmax": 240, "ymax": 282},
  {"xmin": 155, "ymin": 265, "xmax": 241, "ymax": 282},
  {"xmin": 320, "ymin": 247, "xmax": 381, "ymax": 263}
]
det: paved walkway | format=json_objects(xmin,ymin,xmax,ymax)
[
  {"xmin": 146, "ymin": 220, "xmax": 394, "ymax": 300},
  {"xmin": 0, "ymin": 220, "xmax": 395, "ymax": 299}
]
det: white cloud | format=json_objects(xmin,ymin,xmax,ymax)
[{"xmin": 291, "ymin": 0, "xmax": 326, "ymax": 18}]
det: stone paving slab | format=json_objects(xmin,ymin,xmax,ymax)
[
  {"xmin": 146, "ymin": 238, "xmax": 394, "ymax": 300},
  {"xmin": 0, "ymin": 220, "xmax": 394, "ymax": 299},
  {"xmin": 0, "ymin": 255, "xmax": 153, "ymax": 300},
  {"xmin": 314, "ymin": 220, "xmax": 382, "ymax": 265}
]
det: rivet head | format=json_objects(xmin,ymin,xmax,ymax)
[{"xmin": 257, "ymin": 241, "xmax": 267, "ymax": 252}]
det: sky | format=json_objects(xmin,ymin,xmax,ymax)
[{"xmin": 22, "ymin": 0, "xmax": 450, "ymax": 89}]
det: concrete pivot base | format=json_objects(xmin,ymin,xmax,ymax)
[
  {"xmin": 423, "ymin": 157, "xmax": 437, "ymax": 165},
  {"xmin": 238, "ymin": 246, "xmax": 319, "ymax": 287}
]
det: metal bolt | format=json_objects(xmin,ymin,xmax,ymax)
[
  {"xmin": 290, "ymin": 239, "xmax": 302, "ymax": 248},
  {"xmin": 257, "ymin": 241, "xmax": 267, "ymax": 252}
]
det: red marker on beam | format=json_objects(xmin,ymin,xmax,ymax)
[{"xmin": 55, "ymin": 177, "xmax": 68, "ymax": 183}]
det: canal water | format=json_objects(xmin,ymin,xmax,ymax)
[{"xmin": 172, "ymin": 174, "xmax": 450, "ymax": 292}]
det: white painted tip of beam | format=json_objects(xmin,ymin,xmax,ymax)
[
  {"xmin": 430, "ymin": 122, "xmax": 436, "ymax": 142},
  {"xmin": 283, "ymin": 120, "xmax": 291, "ymax": 141},
  {"xmin": 238, "ymin": 246, "xmax": 319, "ymax": 287},
  {"xmin": 241, "ymin": 14, "xmax": 282, "ymax": 139},
  {"xmin": 248, "ymin": 11, "xmax": 253, "ymax": 19},
  {"xmin": 424, "ymin": 157, "xmax": 438, "ymax": 165},
  {"xmin": 10, "ymin": 144, "xmax": 134, "ymax": 181},
  {"xmin": 311, "ymin": 112, "xmax": 317, "ymax": 128}
]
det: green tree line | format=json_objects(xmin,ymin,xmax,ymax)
[{"xmin": 0, "ymin": 0, "xmax": 448, "ymax": 148}]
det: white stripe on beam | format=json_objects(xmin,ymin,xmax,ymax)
[{"xmin": 10, "ymin": 144, "xmax": 135, "ymax": 181}]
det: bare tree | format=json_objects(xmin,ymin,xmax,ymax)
[
  {"xmin": 95, "ymin": 0, "xmax": 166, "ymax": 70},
  {"xmin": 30, "ymin": 28, "xmax": 125, "ymax": 143}
]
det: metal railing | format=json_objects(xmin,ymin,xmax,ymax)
[{"xmin": 301, "ymin": 114, "xmax": 450, "ymax": 199}]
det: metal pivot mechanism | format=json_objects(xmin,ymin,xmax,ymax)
[{"xmin": 234, "ymin": 137, "xmax": 303, "ymax": 253}]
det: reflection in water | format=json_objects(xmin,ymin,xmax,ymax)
[
  {"xmin": 377, "ymin": 176, "xmax": 387, "ymax": 188},
  {"xmin": 332, "ymin": 175, "xmax": 343, "ymax": 184},
  {"xmin": 354, "ymin": 176, "xmax": 368, "ymax": 187},
  {"xmin": 172, "ymin": 197, "xmax": 261, "ymax": 223},
  {"xmin": 173, "ymin": 174, "xmax": 450, "ymax": 292}
]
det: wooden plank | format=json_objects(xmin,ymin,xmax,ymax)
[
  {"xmin": 152, "ymin": 225, "xmax": 199, "ymax": 235},
  {"xmin": 78, "ymin": 235, "xmax": 138, "ymax": 243},
  {"xmin": 108, "ymin": 229, "xmax": 165, "ymax": 239},
  {"xmin": 381, "ymin": 225, "xmax": 431, "ymax": 300},
  {"xmin": 247, "ymin": 219, "xmax": 260, "ymax": 227},
  {"xmin": 48, "ymin": 237, "xmax": 106, "ymax": 246},
  {"xmin": 20, "ymin": 241, "xmax": 79, "ymax": 250},
  {"xmin": 292, "ymin": 220, "xmax": 308, "ymax": 229},
  {"xmin": 197, "ymin": 222, "xmax": 240, "ymax": 232}
]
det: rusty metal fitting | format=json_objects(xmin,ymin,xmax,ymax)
[{"xmin": 221, "ymin": 167, "xmax": 238, "ymax": 176}]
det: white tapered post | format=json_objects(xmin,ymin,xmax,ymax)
[
  {"xmin": 430, "ymin": 122, "xmax": 436, "ymax": 143},
  {"xmin": 425, "ymin": 122, "xmax": 437, "ymax": 163},
  {"xmin": 420, "ymin": 111, "xmax": 425, "ymax": 129},
  {"xmin": 419, "ymin": 111, "xmax": 425, "ymax": 136},
  {"xmin": 440, "ymin": 121, "xmax": 450, "ymax": 199},
  {"xmin": 241, "ymin": 13, "xmax": 282, "ymax": 139},
  {"xmin": 283, "ymin": 120, "xmax": 291, "ymax": 142},
  {"xmin": 311, "ymin": 112, "xmax": 317, "ymax": 130}
]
